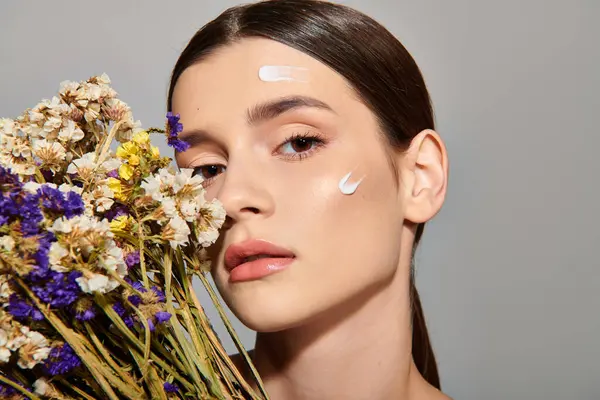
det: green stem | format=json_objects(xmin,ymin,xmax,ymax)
[
  {"xmin": 0, "ymin": 374, "xmax": 40, "ymax": 400},
  {"xmin": 196, "ymin": 272, "xmax": 270, "ymax": 400}
]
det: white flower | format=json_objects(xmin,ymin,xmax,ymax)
[
  {"xmin": 76, "ymin": 273, "xmax": 119, "ymax": 294},
  {"xmin": 23, "ymin": 181, "xmax": 43, "ymax": 194},
  {"xmin": 91, "ymin": 183, "xmax": 114, "ymax": 212},
  {"xmin": 101, "ymin": 156, "xmax": 121, "ymax": 172},
  {"xmin": 179, "ymin": 196, "xmax": 205, "ymax": 222},
  {"xmin": 42, "ymin": 116, "xmax": 62, "ymax": 134},
  {"xmin": 59, "ymin": 80, "xmax": 80, "ymax": 96},
  {"xmin": 0, "ymin": 275, "xmax": 13, "ymax": 305},
  {"xmin": 0, "ymin": 330, "xmax": 11, "ymax": 363},
  {"xmin": 33, "ymin": 378, "xmax": 49, "ymax": 395},
  {"xmin": 58, "ymin": 119, "xmax": 84, "ymax": 142},
  {"xmin": 17, "ymin": 329, "xmax": 51, "ymax": 369},
  {"xmin": 49, "ymin": 217, "xmax": 73, "ymax": 234},
  {"xmin": 8, "ymin": 326, "xmax": 30, "ymax": 351},
  {"xmin": 58, "ymin": 183, "xmax": 83, "ymax": 195},
  {"xmin": 99, "ymin": 242, "xmax": 127, "ymax": 277},
  {"xmin": 164, "ymin": 215, "xmax": 191, "ymax": 249},
  {"xmin": 161, "ymin": 197, "xmax": 177, "ymax": 219},
  {"xmin": 0, "ymin": 236, "xmax": 15, "ymax": 251},
  {"xmin": 141, "ymin": 174, "xmax": 163, "ymax": 201},
  {"xmin": 197, "ymin": 200, "xmax": 226, "ymax": 246},
  {"xmin": 67, "ymin": 152, "xmax": 97, "ymax": 176},
  {"xmin": 33, "ymin": 139, "xmax": 67, "ymax": 170},
  {"xmin": 49, "ymin": 242, "xmax": 69, "ymax": 272},
  {"xmin": 173, "ymin": 168, "xmax": 205, "ymax": 196},
  {"xmin": 0, "ymin": 118, "xmax": 15, "ymax": 135}
]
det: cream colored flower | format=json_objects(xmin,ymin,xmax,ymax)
[
  {"xmin": 58, "ymin": 182, "xmax": 83, "ymax": 195},
  {"xmin": 33, "ymin": 139, "xmax": 67, "ymax": 171},
  {"xmin": 0, "ymin": 117, "xmax": 15, "ymax": 135},
  {"xmin": 49, "ymin": 242, "xmax": 69, "ymax": 272},
  {"xmin": 0, "ymin": 330, "xmax": 11, "ymax": 363},
  {"xmin": 90, "ymin": 183, "xmax": 114, "ymax": 212},
  {"xmin": 99, "ymin": 242, "xmax": 127, "ymax": 277},
  {"xmin": 0, "ymin": 275, "xmax": 13, "ymax": 305},
  {"xmin": 179, "ymin": 198, "xmax": 199, "ymax": 222},
  {"xmin": 58, "ymin": 119, "xmax": 84, "ymax": 142},
  {"xmin": 67, "ymin": 152, "xmax": 97, "ymax": 179},
  {"xmin": 173, "ymin": 168, "xmax": 205, "ymax": 197},
  {"xmin": 197, "ymin": 199, "xmax": 226, "ymax": 247},
  {"xmin": 76, "ymin": 273, "xmax": 119, "ymax": 294},
  {"xmin": 33, "ymin": 378, "xmax": 49, "ymax": 395},
  {"xmin": 163, "ymin": 215, "xmax": 191, "ymax": 249},
  {"xmin": 17, "ymin": 329, "xmax": 51, "ymax": 369},
  {"xmin": 0, "ymin": 236, "xmax": 15, "ymax": 252}
]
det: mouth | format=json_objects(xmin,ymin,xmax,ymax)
[{"xmin": 224, "ymin": 239, "xmax": 296, "ymax": 272}]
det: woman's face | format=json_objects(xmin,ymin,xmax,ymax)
[{"xmin": 172, "ymin": 38, "xmax": 410, "ymax": 332}]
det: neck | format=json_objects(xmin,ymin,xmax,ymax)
[{"xmin": 250, "ymin": 268, "xmax": 435, "ymax": 400}]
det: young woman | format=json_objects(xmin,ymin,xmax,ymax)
[{"xmin": 169, "ymin": 1, "xmax": 450, "ymax": 399}]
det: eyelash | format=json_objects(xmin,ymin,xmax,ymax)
[{"xmin": 191, "ymin": 131, "xmax": 327, "ymax": 187}]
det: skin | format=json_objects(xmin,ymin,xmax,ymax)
[{"xmin": 172, "ymin": 38, "xmax": 450, "ymax": 400}]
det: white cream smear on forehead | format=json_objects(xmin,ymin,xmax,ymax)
[
  {"xmin": 338, "ymin": 171, "xmax": 364, "ymax": 195},
  {"xmin": 258, "ymin": 65, "xmax": 310, "ymax": 82}
]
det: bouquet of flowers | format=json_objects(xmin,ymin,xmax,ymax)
[{"xmin": 0, "ymin": 75, "xmax": 267, "ymax": 399}]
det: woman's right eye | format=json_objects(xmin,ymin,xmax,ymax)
[{"xmin": 192, "ymin": 165, "xmax": 226, "ymax": 186}]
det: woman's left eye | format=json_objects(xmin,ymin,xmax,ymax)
[{"xmin": 276, "ymin": 133, "xmax": 326, "ymax": 160}]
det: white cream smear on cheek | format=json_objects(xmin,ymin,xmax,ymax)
[
  {"xmin": 338, "ymin": 171, "xmax": 364, "ymax": 195},
  {"xmin": 258, "ymin": 65, "xmax": 310, "ymax": 83}
]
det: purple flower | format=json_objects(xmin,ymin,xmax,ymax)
[
  {"xmin": 64, "ymin": 191, "xmax": 85, "ymax": 218},
  {"xmin": 7, "ymin": 294, "xmax": 44, "ymax": 321},
  {"xmin": 155, "ymin": 311, "xmax": 171, "ymax": 324},
  {"xmin": 128, "ymin": 294, "xmax": 142, "ymax": 307},
  {"xmin": 113, "ymin": 301, "xmax": 135, "ymax": 328},
  {"xmin": 147, "ymin": 318, "xmax": 156, "ymax": 332},
  {"xmin": 0, "ymin": 166, "xmax": 22, "ymax": 193},
  {"xmin": 32, "ymin": 271, "xmax": 82, "ymax": 308},
  {"xmin": 168, "ymin": 138, "xmax": 190, "ymax": 152},
  {"xmin": 163, "ymin": 382, "xmax": 179, "ymax": 393},
  {"xmin": 166, "ymin": 112, "xmax": 189, "ymax": 152},
  {"xmin": 104, "ymin": 204, "xmax": 129, "ymax": 221},
  {"xmin": 43, "ymin": 343, "xmax": 81, "ymax": 376},
  {"xmin": 28, "ymin": 231, "xmax": 56, "ymax": 282},
  {"xmin": 166, "ymin": 112, "xmax": 183, "ymax": 135},
  {"xmin": 151, "ymin": 286, "xmax": 165, "ymax": 302},
  {"xmin": 107, "ymin": 169, "xmax": 119, "ymax": 178},
  {"xmin": 19, "ymin": 192, "xmax": 43, "ymax": 236},
  {"xmin": 75, "ymin": 307, "xmax": 96, "ymax": 321},
  {"xmin": 125, "ymin": 251, "xmax": 140, "ymax": 268}
]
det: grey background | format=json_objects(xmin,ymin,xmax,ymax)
[{"xmin": 1, "ymin": 1, "xmax": 598, "ymax": 399}]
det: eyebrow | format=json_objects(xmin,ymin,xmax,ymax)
[
  {"xmin": 246, "ymin": 95, "xmax": 335, "ymax": 126},
  {"xmin": 177, "ymin": 95, "xmax": 335, "ymax": 149}
]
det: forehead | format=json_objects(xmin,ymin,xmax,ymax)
[{"xmin": 171, "ymin": 38, "xmax": 358, "ymax": 124}]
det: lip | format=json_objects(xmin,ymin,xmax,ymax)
[{"xmin": 224, "ymin": 239, "xmax": 296, "ymax": 282}]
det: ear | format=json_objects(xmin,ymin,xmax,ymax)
[{"xmin": 401, "ymin": 129, "xmax": 448, "ymax": 224}]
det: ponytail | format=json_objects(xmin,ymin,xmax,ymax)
[{"xmin": 410, "ymin": 223, "xmax": 440, "ymax": 389}]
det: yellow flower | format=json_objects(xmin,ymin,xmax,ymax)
[
  {"xmin": 132, "ymin": 130, "xmax": 150, "ymax": 145},
  {"xmin": 109, "ymin": 215, "xmax": 130, "ymax": 232},
  {"xmin": 116, "ymin": 142, "xmax": 139, "ymax": 159},
  {"xmin": 151, "ymin": 146, "xmax": 160, "ymax": 159},
  {"xmin": 118, "ymin": 164, "xmax": 134, "ymax": 180},
  {"xmin": 107, "ymin": 177, "xmax": 126, "ymax": 201},
  {"xmin": 127, "ymin": 154, "xmax": 140, "ymax": 166}
]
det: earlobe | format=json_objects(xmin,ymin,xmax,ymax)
[{"xmin": 403, "ymin": 129, "xmax": 448, "ymax": 224}]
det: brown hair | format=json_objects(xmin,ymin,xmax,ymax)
[{"xmin": 167, "ymin": 0, "xmax": 440, "ymax": 389}]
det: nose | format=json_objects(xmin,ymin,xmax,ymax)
[{"xmin": 216, "ymin": 159, "xmax": 275, "ymax": 223}]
